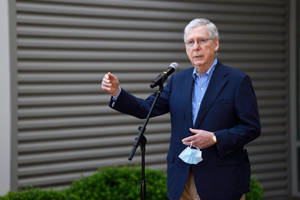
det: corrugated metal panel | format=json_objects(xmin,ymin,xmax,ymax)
[{"xmin": 11, "ymin": 0, "xmax": 289, "ymax": 199}]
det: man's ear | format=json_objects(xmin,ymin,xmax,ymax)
[{"xmin": 214, "ymin": 38, "xmax": 219, "ymax": 52}]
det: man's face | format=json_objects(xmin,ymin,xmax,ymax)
[{"xmin": 185, "ymin": 25, "xmax": 219, "ymax": 73}]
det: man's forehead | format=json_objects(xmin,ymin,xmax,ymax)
[{"xmin": 187, "ymin": 25, "xmax": 209, "ymax": 38}]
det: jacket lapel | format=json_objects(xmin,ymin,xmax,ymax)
[
  {"xmin": 183, "ymin": 68, "xmax": 194, "ymax": 129},
  {"xmin": 194, "ymin": 62, "xmax": 229, "ymax": 128}
]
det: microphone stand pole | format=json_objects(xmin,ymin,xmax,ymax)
[{"xmin": 128, "ymin": 83, "xmax": 163, "ymax": 200}]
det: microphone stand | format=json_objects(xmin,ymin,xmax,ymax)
[{"xmin": 128, "ymin": 83, "xmax": 163, "ymax": 200}]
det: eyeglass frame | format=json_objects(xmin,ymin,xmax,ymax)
[{"xmin": 185, "ymin": 38, "xmax": 214, "ymax": 48}]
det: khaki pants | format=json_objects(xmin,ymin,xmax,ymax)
[
  {"xmin": 180, "ymin": 172, "xmax": 246, "ymax": 200},
  {"xmin": 180, "ymin": 172, "xmax": 200, "ymax": 200}
]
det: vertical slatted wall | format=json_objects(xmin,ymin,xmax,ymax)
[{"xmin": 11, "ymin": 0, "xmax": 289, "ymax": 199}]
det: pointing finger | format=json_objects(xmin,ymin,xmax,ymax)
[{"xmin": 182, "ymin": 135, "xmax": 197, "ymax": 143}]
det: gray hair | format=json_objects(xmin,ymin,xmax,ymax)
[{"xmin": 184, "ymin": 18, "xmax": 219, "ymax": 43}]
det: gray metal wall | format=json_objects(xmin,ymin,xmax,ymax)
[{"xmin": 10, "ymin": 0, "xmax": 289, "ymax": 199}]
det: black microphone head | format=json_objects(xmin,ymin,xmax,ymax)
[
  {"xmin": 150, "ymin": 62, "xmax": 179, "ymax": 88},
  {"xmin": 165, "ymin": 62, "xmax": 178, "ymax": 75}
]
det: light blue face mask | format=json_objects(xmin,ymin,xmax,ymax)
[{"xmin": 178, "ymin": 142, "xmax": 203, "ymax": 165}]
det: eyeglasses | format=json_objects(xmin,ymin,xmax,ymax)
[{"xmin": 185, "ymin": 38, "xmax": 212, "ymax": 48}]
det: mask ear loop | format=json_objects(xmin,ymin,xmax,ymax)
[{"xmin": 190, "ymin": 141, "xmax": 201, "ymax": 151}]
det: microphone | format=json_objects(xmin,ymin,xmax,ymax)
[{"xmin": 150, "ymin": 62, "xmax": 178, "ymax": 88}]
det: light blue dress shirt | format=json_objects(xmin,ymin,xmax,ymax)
[{"xmin": 192, "ymin": 58, "xmax": 217, "ymax": 125}]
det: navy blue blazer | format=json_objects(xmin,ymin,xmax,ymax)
[{"xmin": 109, "ymin": 61, "xmax": 261, "ymax": 200}]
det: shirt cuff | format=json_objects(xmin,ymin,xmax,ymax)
[{"xmin": 112, "ymin": 88, "xmax": 122, "ymax": 101}]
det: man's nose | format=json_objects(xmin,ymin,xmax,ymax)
[{"xmin": 192, "ymin": 41, "xmax": 201, "ymax": 49}]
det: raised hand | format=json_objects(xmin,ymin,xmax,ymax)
[{"xmin": 101, "ymin": 72, "xmax": 120, "ymax": 96}]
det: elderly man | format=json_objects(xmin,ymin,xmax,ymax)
[{"xmin": 101, "ymin": 18, "xmax": 260, "ymax": 200}]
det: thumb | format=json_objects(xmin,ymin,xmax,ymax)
[
  {"xmin": 108, "ymin": 72, "xmax": 118, "ymax": 81},
  {"xmin": 189, "ymin": 128, "xmax": 198, "ymax": 135}
]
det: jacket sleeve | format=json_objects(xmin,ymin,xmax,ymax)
[{"xmin": 108, "ymin": 77, "xmax": 172, "ymax": 119}]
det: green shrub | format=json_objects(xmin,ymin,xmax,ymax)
[
  {"xmin": 0, "ymin": 188, "xmax": 71, "ymax": 200},
  {"xmin": 246, "ymin": 176, "xmax": 263, "ymax": 200},
  {"xmin": 0, "ymin": 166, "xmax": 167, "ymax": 200},
  {"xmin": 0, "ymin": 166, "xmax": 263, "ymax": 200},
  {"xmin": 65, "ymin": 166, "xmax": 168, "ymax": 200}
]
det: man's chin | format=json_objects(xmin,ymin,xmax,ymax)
[{"xmin": 193, "ymin": 61, "xmax": 204, "ymax": 68}]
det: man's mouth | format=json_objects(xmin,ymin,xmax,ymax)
[
  {"xmin": 193, "ymin": 52, "xmax": 203, "ymax": 59},
  {"xmin": 193, "ymin": 54, "xmax": 203, "ymax": 59}
]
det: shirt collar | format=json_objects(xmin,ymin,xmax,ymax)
[{"xmin": 192, "ymin": 58, "xmax": 218, "ymax": 80}]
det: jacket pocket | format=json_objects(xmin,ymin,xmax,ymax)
[
  {"xmin": 217, "ymin": 159, "xmax": 241, "ymax": 166},
  {"xmin": 217, "ymin": 150, "xmax": 249, "ymax": 166},
  {"xmin": 217, "ymin": 98, "xmax": 232, "ymax": 104}
]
